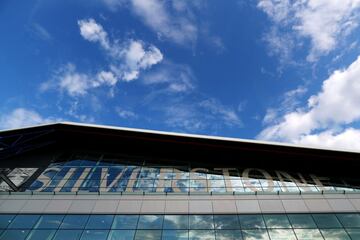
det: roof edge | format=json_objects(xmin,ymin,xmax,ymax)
[{"xmin": 1, "ymin": 121, "xmax": 360, "ymax": 154}]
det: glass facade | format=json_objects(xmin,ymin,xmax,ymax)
[
  {"xmin": 19, "ymin": 155, "xmax": 360, "ymax": 194},
  {"xmin": 1, "ymin": 154, "xmax": 359, "ymax": 194},
  {"xmin": 0, "ymin": 213, "xmax": 359, "ymax": 239}
]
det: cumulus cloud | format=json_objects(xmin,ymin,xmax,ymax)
[
  {"xmin": 258, "ymin": 0, "xmax": 360, "ymax": 61},
  {"xmin": 79, "ymin": 18, "xmax": 163, "ymax": 82},
  {"xmin": 78, "ymin": 18, "xmax": 110, "ymax": 49},
  {"xmin": 42, "ymin": 19, "xmax": 163, "ymax": 97},
  {"xmin": 41, "ymin": 64, "xmax": 118, "ymax": 97},
  {"xmin": 258, "ymin": 55, "xmax": 360, "ymax": 150},
  {"xmin": 0, "ymin": 108, "xmax": 61, "ymax": 130}
]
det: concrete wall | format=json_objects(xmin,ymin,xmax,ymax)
[{"xmin": 1, "ymin": 192, "xmax": 360, "ymax": 214}]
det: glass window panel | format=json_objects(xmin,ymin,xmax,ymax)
[
  {"xmin": 238, "ymin": 215, "xmax": 266, "ymax": 229},
  {"xmin": 241, "ymin": 229, "xmax": 269, "ymax": 240},
  {"xmin": 288, "ymin": 214, "xmax": 317, "ymax": 228},
  {"xmin": 336, "ymin": 214, "xmax": 360, "ymax": 228},
  {"xmin": 0, "ymin": 215, "xmax": 15, "ymax": 229},
  {"xmin": 320, "ymin": 229, "xmax": 351, "ymax": 240},
  {"xmin": 112, "ymin": 215, "xmax": 139, "ymax": 229},
  {"xmin": 163, "ymin": 215, "xmax": 188, "ymax": 229},
  {"xmin": 107, "ymin": 230, "xmax": 135, "ymax": 240},
  {"xmin": 215, "ymin": 230, "xmax": 243, "ymax": 240},
  {"xmin": 34, "ymin": 215, "xmax": 64, "ymax": 229},
  {"xmin": 346, "ymin": 229, "xmax": 360, "ymax": 239},
  {"xmin": 80, "ymin": 230, "xmax": 109, "ymax": 240},
  {"xmin": 134, "ymin": 230, "xmax": 161, "ymax": 240},
  {"xmin": 268, "ymin": 229, "xmax": 296, "ymax": 240},
  {"xmin": 263, "ymin": 215, "xmax": 291, "ymax": 229},
  {"xmin": 209, "ymin": 188, "xmax": 226, "ymax": 193},
  {"xmin": 313, "ymin": 214, "xmax": 342, "ymax": 228},
  {"xmin": 60, "ymin": 215, "xmax": 89, "ymax": 229},
  {"xmin": 189, "ymin": 230, "xmax": 215, "ymax": 240},
  {"xmin": 8, "ymin": 215, "xmax": 40, "ymax": 229},
  {"xmin": 138, "ymin": 215, "xmax": 164, "ymax": 229},
  {"xmin": 25, "ymin": 229, "xmax": 56, "ymax": 240},
  {"xmin": 53, "ymin": 230, "xmax": 82, "ymax": 240},
  {"xmin": 162, "ymin": 230, "xmax": 188, "ymax": 240},
  {"xmin": 294, "ymin": 229, "xmax": 324, "ymax": 240},
  {"xmin": 85, "ymin": 215, "xmax": 113, "ymax": 229},
  {"xmin": 6, "ymin": 168, "xmax": 37, "ymax": 186},
  {"xmin": 208, "ymin": 180, "xmax": 225, "ymax": 188},
  {"xmin": 214, "ymin": 215, "xmax": 240, "ymax": 230},
  {"xmin": 189, "ymin": 215, "xmax": 214, "ymax": 229},
  {"xmin": 0, "ymin": 229, "xmax": 30, "ymax": 240},
  {"xmin": 190, "ymin": 180, "xmax": 207, "ymax": 188}
]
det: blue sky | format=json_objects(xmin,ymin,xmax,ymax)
[{"xmin": 1, "ymin": 0, "xmax": 360, "ymax": 150}]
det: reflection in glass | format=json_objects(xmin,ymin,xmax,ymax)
[
  {"xmin": 293, "ymin": 229, "xmax": 324, "ymax": 240},
  {"xmin": 0, "ymin": 229, "xmax": 30, "ymax": 240},
  {"xmin": 162, "ymin": 230, "xmax": 188, "ymax": 240},
  {"xmin": 320, "ymin": 229, "xmax": 351, "ymax": 240},
  {"xmin": 25, "ymin": 229, "xmax": 56, "ymax": 240},
  {"xmin": 0, "ymin": 215, "xmax": 14, "ymax": 229},
  {"xmin": 138, "ymin": 215, "xmax": 164, "ymax": 229},
  {"xmin": 346, "ymin": 229, "xmax": 360, "ymax": 239},
  {"xmin": 52, "ymin": 230, "xmax": 82, "ymax": 240},
  {"xmin": 189, "ymin": 215, "xmax": 214, "ymax": 229},
  {"xmin": 134, "ymin": 230, "xmax": 161, "ymax": 240},
  {"xmin": 60, "ymin": 215, "xmax": 89, "ymax": 229},
  {"xmin": 85, "ymin": 215, "xmax": 114, "ymax": 229},
  {"xmin": 268, "ymin": 229, "xmax": 296, "ymax": 240},
  {"xmin": 80, "ymin": 230, "xmax": 109, "ymax": 240},
  {"xmin": 238, "ymin": 215, "xmax": 266, "ymax": 229},
  {"xmin": 312, "ymin": 214, "xmax": 342, "ymax": 228},
  {"xmin": 287, "ymin": 214, "xmax": 317, "ymax": 228},
  {"xmin": 163, "ymin": 215, "xmax": 188, "ymax": 229},
  {"xmin": 112, "ymin": 215, "xmax": 139, "ymax": 229},
  {"xmin": 263, "ymin": 215, "xmax": 291, "ymax": 229},
  {"xmin": 336, "ymin": 213, "xmax": 360, "ymax": 227},
  {"xmin": 8, "ymin": 215, "xmax": 40, "ymax": 229},
  {"xmin": 34, "ymin": 215, "xmax": 64, "ymax": 229},
  {"xmin": 242, "ymin": 229, "xmax": 269, "ymax": 240},
  {"xmin": 213, "ymin": 215, "xmax": 239, "ymax": 230},
  {"xmin": 108, "ymin": 230, "xmax": 135, "ymax": 240},
  {"xmin": 189, "ymin": 230, "xmax": 215, "ymax": 240},
  {"xmin": 215, "ymin": 230, "xmax": 242, "ymax": 240}
]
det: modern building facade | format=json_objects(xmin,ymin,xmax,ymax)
[{"xmin": 0, "ymin": 122, "xmax": 360, "ymax": 239}]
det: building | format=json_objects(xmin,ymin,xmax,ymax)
[{"xmin": 0, "ymin": 122, "xmax": 359, "ymax": 239}]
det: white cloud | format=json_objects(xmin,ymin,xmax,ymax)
[
  {"xmin": 41, "ymin": 64, "xmax": 119, "ymax": 97},
  {"xmin": 162, "ymin": 98, "xmax": 242, "ymax": 133},
  {"xmin": 42, "ymin": 19, "xmax": 163, "ymax": 97},
  {"xmin": 96, "ymin": 71, "xmax": 117, "ymax": 86},
  {"xmin": 142, "ymin": 62, "xmax": 195, "ymax": 93},
  {"xmin": 0, "ymin": 108, "xmax": 60, "ymax": 130},
  {"xmin": 78, "ymin": 18, "xmax": 163, "ymax": 82},
  {"xmin": 199, "ymin": 99, "xmax": 242, "ymax": 127},
  {"xmin": 116, "ymin": 107, "xmax": 138, "ymax": 119},
  {"xmin": 29, "ymin": 23, "xmax": 52, "ymax": 41},
  {"xmin": 295, "ymin": 128, "xmax": 360, "ymax": 150},
  {"xmin": 120, "ymin": 40, "xmax": 163, "ymax": 81},
  {"xmin": 258, "ymin": 55, "xmax": 360, "ymax": 150},
  {"xmin": 258, "ymin": 0, "xmax": 360, "ymax": 61},
  {"xmin": 78, "ymin": 18, "xmax": 110, "ymax": 49},
  {"xmin": 130, "ymin": 0, "xmax": 197, "ymax": 45}
]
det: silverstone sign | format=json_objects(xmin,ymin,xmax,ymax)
[{"xmin": 29, "ymin": 166, "xmax": 334, "ymax": 193}]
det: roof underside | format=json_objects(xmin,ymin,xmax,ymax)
[{"xmin": 1, "ymin": 122, "xmax": 360, "ymax": 177}]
